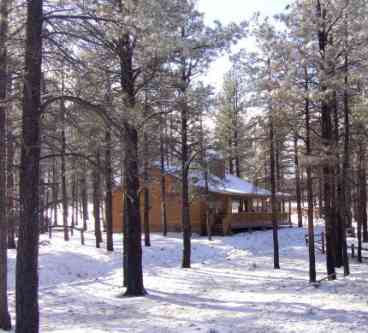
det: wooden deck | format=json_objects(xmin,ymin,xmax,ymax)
[{"xmin": 223, "ymin": 212, "xmax": 291, "ymax": 234}]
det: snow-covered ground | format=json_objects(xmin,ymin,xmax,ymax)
[{"xmin": 5, "ymin": 222, "xmax": 368, "ymax": 333}]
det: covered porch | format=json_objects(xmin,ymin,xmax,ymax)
[{"xmin": 207, "ymin": 193, "xmax": 292, "ymax": 235}]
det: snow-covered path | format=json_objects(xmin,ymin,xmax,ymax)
[{"xmin": 6, "ymin": 227, "xmax": 368, "ymax": 333}]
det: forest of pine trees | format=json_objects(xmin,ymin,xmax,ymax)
[{"xmin": 0, "ymin": 1, "xmax": 368, "ymax": 332}]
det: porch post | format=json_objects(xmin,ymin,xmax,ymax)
[
  {"xmin": 239, "ymin": 199, "xmax": 244, "ymax": 213},
  {"xmin": 288, "ymin": 199, "xmax": 292, "ymax": 224},
  {"xmin": 223, "ymin": 196, "xmax": 232, "ymax": 235}
]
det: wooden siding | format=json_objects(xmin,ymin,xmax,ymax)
[
  {"xmin": 111, "ymin": 167, "xmax": 291, "ymax": 236},
  {"xmin": 112, "ymin": 170, "xmax": 205, "ymax": 234}
]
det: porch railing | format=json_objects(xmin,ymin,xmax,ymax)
[{"xmin": 223, "ymin": 211, "xmax": 290, "ymax": 233}]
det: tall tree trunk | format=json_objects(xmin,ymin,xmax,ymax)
[
  {"xmin": 294, "ymin": 133, "xmax": 303, "ymax": 228},
  {"xmin": 357, "ymin": 143, "xmax": 366, "ymax": 262},
  {"xmin": 122, "ymin": 187, "xmax": 128, "ymax": 287},
  {"xmin": 71, "ymin": 167, "xmax": 76, "ymax": 233},
  {"xmin": 123, "ymin": 123, "xmax": 145, "ymax": 295},
  {"xmin": 228, "ymin": 137, "xmax": 234, "ymax": 175},
  {"xmin": 142, "ymin": 96, "xmax": 150, "ymax": 247},
  {"xmin": 200, "ymin": 116, "xmax": 212, "ymax": 240},
  {"xmin": 81, "ymin": 161, "xmax": 88, "ymax": 231},
  {"xmin": 39, "ymin": 171, "xmax": 46, "ymax": 234},
  {"xmin": 358, "ymin": 142, "xmax": 367, "ymax": 263},
  {"xmin": 234, "ymin": 128, "xmax": 241, "ymax": 178},
  {"xmin": 6, "ymin": 123, "xmax": 16, "ymax": 250},
  {"xmin": 322, "ymin": 109, "xmax": 336, "ymax": 279},
  {"xmin": 317, "ymin": 0, "xmax": 336, "ymax": 280},
  {"xmin": 339, "ymin": 20, "xmax": 350, "ymax": 275},
  {"xmin": 305, "ymin": 66, "xmax": 316, "ymax": 283},
  {"xmin": 118, "ymin": 31, "xmax": 145, "ymax": 296},
  {"xmin": 333, "ymin": 94, "xmax": 343, "ymax": 268},
  {"xmin": 52, "ymin": 157, "xmax": 58, "ymax": 226},
  {"xmin": 0, "ymin": 0, "xmax": 11, "ymax": 328},
  {"xmin": 318, "ymin": 173, "xmax": 323, "ymax": 219},
  {"xmin": 105, "ymin": 130, "xmax": 114, "ymax": 251},
  {"xmin": 143, "ymin": 129, "xmax": 151, "ymax": 247},
  {"xmin": 159, "ymin": 118, "xmax": 168, "ymax": 236},
  {"xmin": 46, "ymin": 169, "xmax": 51, "ymax": 227},
  {"xmin": 74, "ymin": 175, "xmax": 79, "ymax": 226},
  {"xmin": 268, "ymin": 57, "xmax": 280, "ymax": 270},
  {"xmin": 181, "ymin": 95, "xmax": 191, "ymax": 269},
  {"xmin": 93, "ymin": 150, "xmax": 102, "ymax": 248},
  {"xmin": 270, "ymin": 112, "xmax": 280, "ymax": 270},
  {"xmin": 16, "ymin": 1, "xmax": 43, "ymax": 332},
  {"xmin": 342, "ymin": 51, "xmax": 353, "ymax": 235},
  {"xmin": 275, "ymin": 140, "xmax": 283, "ymax": 197},
  {"xmin": 362, "ymin": 152, "xmax": 368, "ymax": 242},
  {"xmin": 61, "ymin": 97, "xmax": 69, "ymax": 241}
]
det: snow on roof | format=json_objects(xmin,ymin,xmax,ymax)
[
  {"xmin": 206, "ymin": 149, "xmax": 224, "ymax": 159},
  {"xmin": 193, "ymin": 173, "xmax": 273, "ymax": 197},
  {"xmin": 161, "ymin": 164, "xmax": 288, "ymax": 197}
]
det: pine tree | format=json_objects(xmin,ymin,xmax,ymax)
[
  {"xmin": 0, "ymin": 0, "xmax": 11, "ymax": 329},
  {"xmin": 16, "ymin": 0, "xmax": 43, "ymax": 332}
]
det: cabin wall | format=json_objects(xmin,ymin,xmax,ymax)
[
  {"xmin": 112, "ymin": 171, "xmax": 204, "ymax": 234},
  {"xmin": 111, "ymin": 168, "xmax": 291, "ymax": 235},
  {"xmin": 112, "ymin": 190, "xmax": 123, "ymax": 233}
]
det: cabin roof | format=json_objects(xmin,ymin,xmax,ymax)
[
  {"xmin": 163, "ymin": 165, "xmax": 288, "ymax": 198},
  {"xmin": 193, "ymin": 173, "xmax": 273, "ymax": 197}
]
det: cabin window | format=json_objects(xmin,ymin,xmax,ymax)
[
  {"xmin": 232, "ymin": 200, "xmax": 240, "ymax": 214},
  {"xmin": 232, "ymin": 199, "xmax": 256, "ymax": 213}
]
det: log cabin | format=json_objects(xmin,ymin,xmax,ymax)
[{"xmin": 112, "ymin": 157, "xmax": 291, "ymax": 235}]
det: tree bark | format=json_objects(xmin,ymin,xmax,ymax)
[
  {"xmin": 318, "ymin": 173, "xmax": 323, "ymax": 219},
  {"xmin": 357, "ymin": 143, "xmax": 366, "ymax": 262},
  {"xmin": 200, "ymin": 116, "xmax": 212, "ymax": 240},
  {"xmin": 6, "ymin": 122, "xmax": 16, "ymax": 250},
  {"xmin": 159, "ymin": 118, "xmax": 168, "ymax": 236},
  {"xmin": 118, "ymin": 31, "xmax": 145, "ymax": 296},
  {"xmin": 52, "ymin": 157, "xmax": 58, "ymax": 226},
  {"xmin": 234, "ymin": 129, "xmax": 241, "ymax": 177},
  {"xmin": 143, "ymin": 130, "xmax": 151, "ymax": 247},
  {"xmin": 362, "ymin": 152, "xmax": 368, "ymax": 242},
  {"xmin": 61, "ymin": 95, "xmax": 69, "ymax": 241},
  {"xmin": 333, "ymin": 94, "xmax": 343, "ymax": 268},
  {"xmin": 93, "ymin": 150, "xmax": 102, "ymax": 248},
  {"xmin": 0, "ymin": 0, "xmax": 11, "ymax": 328},
  {"xmin": 74, "ymin": 175, "xmax": 79, "ymax": 226},
  {"xmin": 294, "ymin": 133, "xmax": 303, "ymax": 228},
  {"xmin": 16, "ymin": 1, "xmax": 43, "ymax": 332},
  {"xmin": 342, "ymin": 22, "xmax": 353, "ymax": 236},
  {"xmin": 181, "ymin": 95, "xmax": 191, "ymax": 269},
  {"xmin": 316, "ymin": 0, "xmax": 336, "ymax": 280},
  {"xmin": 105, "ymin": 130, "xmax": 114, "ymax": 251},
  {"xmin": 71, "ymin": 167, "xmax": 76, "ymax": 233},
  {"xmin": 305, "ymin": 66, "xmax": 316, "ymax": 283},
  {"xmin": 123, "ymin": 123, "xmax": 145, "ymax": 295},
  {"xmin": 142, "ymin": 98, "xmax": 150, "ymax": 247},
  {"xmin": 45, "ymin": 169, "xmax": 51, "ymax": 228},
  {"xmin": 81, "ymin": 161, "xmax": 88, "ymax": 231},
  {"xmin": 270, "ymin": 114, "xmax": 280, "ymax": 269},
  {"xmin": 340, "ymin": 30, "xmax": 350, "ymax": 275},
  {"xmin": 228, "ymin": 138, "xmax": 234, "ymax": 175},
  {"xmin": 268, "ymin": 56, "xmax": 280, "ymax": 270},
  {"xmin": 358, "ymin": 142, "xmax": 367, "ymax": 263}
]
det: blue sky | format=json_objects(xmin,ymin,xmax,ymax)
[{"xmin": 197, "ymin": 0, "xmax": 291, "ymax": 89}]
